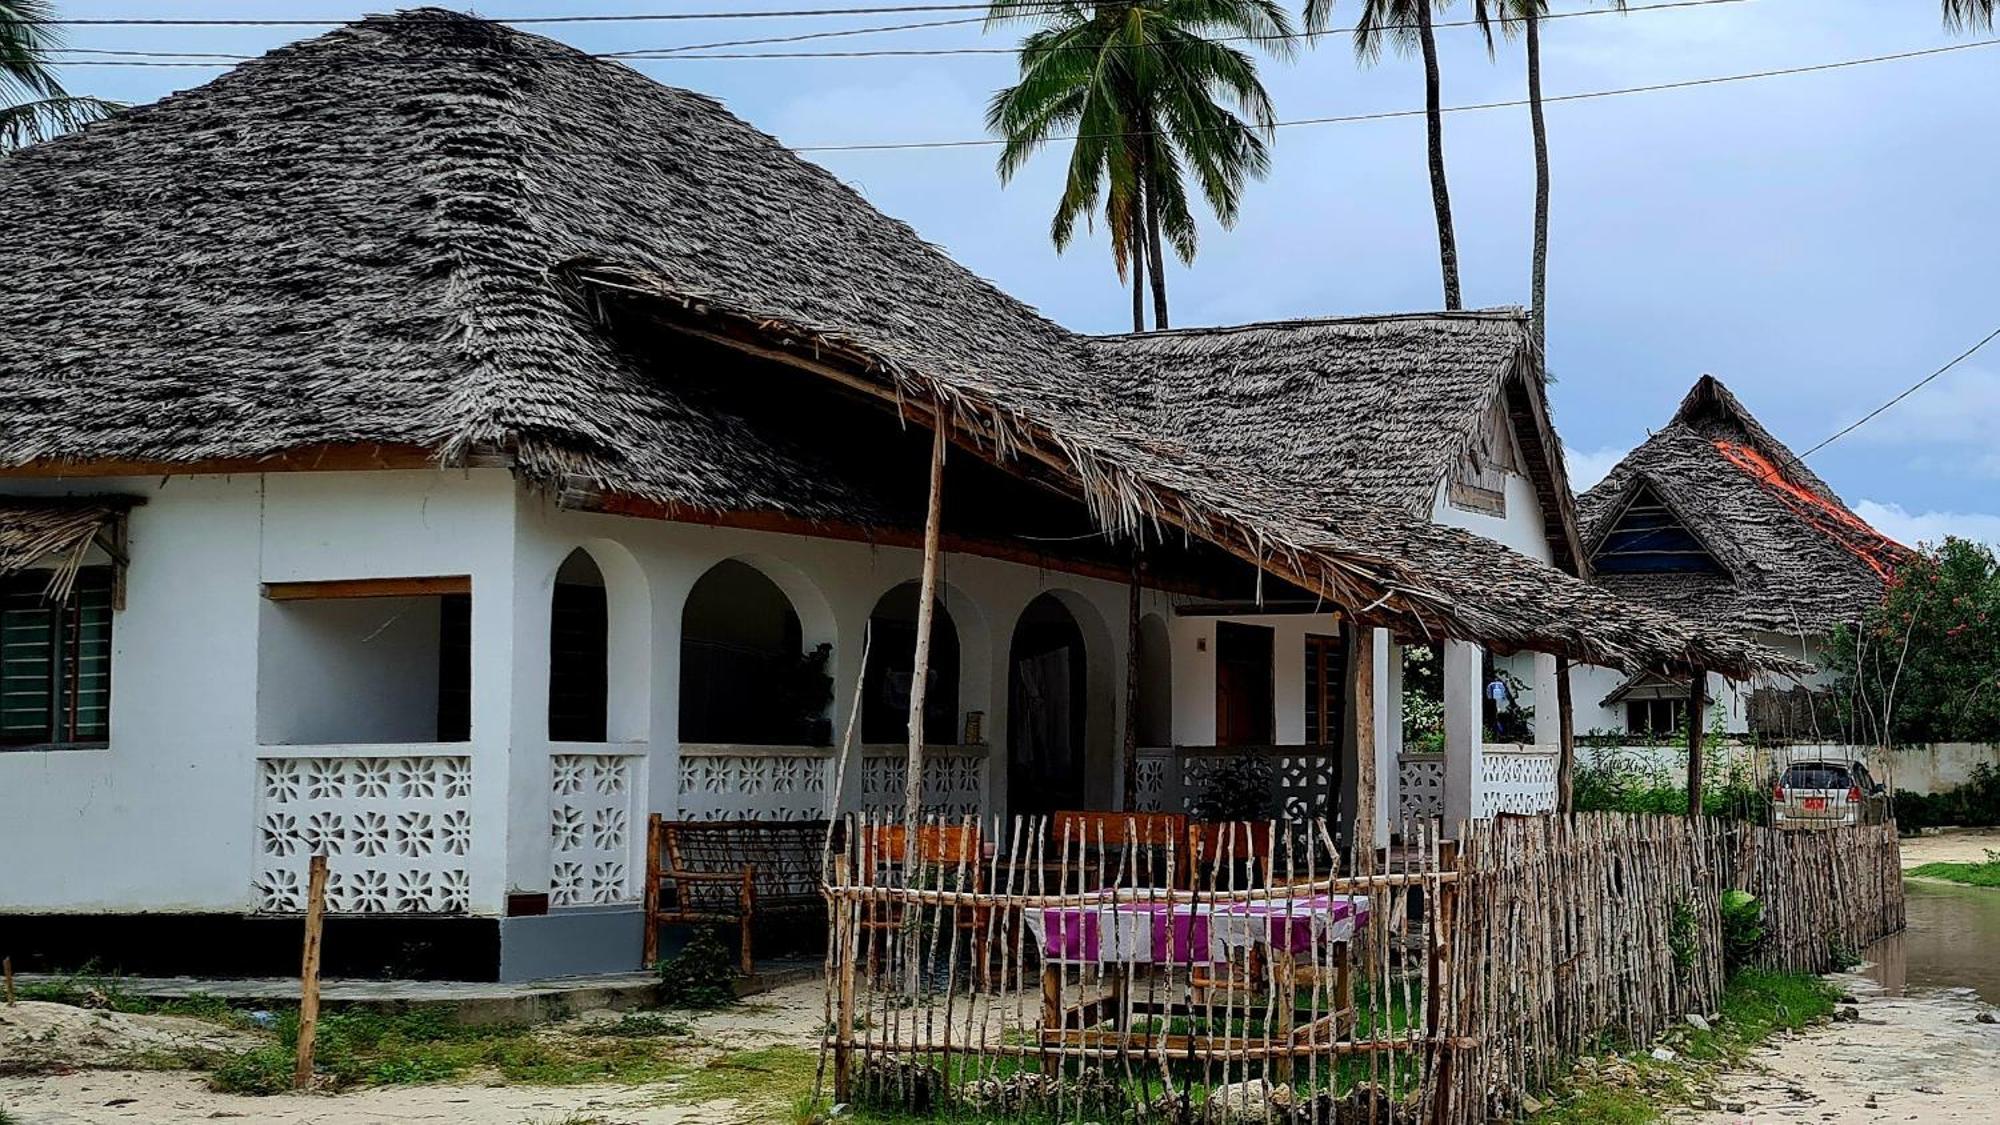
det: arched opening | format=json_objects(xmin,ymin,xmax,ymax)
[
  {"xmin": 1136, "ymin": 613, "xmax": 1172, "ymax": 747},
  {"xmin": 1008, "ymin": 593, "xmax": 1089, "ymax": 816},
  {"xmin": 680, "ymin": 559, "xmax": 831, "ymax": 746},
  {"xmin": 862, "ymin": 582, "xmax": 961, "ymax": 745},
  {"xmin": 548, "ymin": 549, "xmax": 609, "ymax": 742}
]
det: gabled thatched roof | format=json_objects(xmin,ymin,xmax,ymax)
[
  {"xmin": 1578, "ymin": 375, "xmax": 1904, "ymax": 636},
  {"xmin": 0, "ymin": 10, "xmax": 1794, "ymax": 678}
]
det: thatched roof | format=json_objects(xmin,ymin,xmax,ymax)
[
  {"xmin": 0, "ymin": 10, "xmax": 1793, "ymax": 678},
  {"xmin": 0, "ymin": 497, "xmax": 137, "ymax": 600},
  {"xmin": 1578, "ymin": 375, "xmax": 1904, "ymax": 636}
]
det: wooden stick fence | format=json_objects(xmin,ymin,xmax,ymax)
[{"xmin": 818, "ymin": 812, "xmax": 1903, "ymax": 1123}]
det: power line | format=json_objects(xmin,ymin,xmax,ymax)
[
  {"xmin": 786, "ymin": 37, "xmax": 2000, "ymax": 152},
  {"xmin": 2, "ymin": 2, "xmax": 1073, "ymax": 27},
  {"xmin": 38, "ymin": 0, "xmax": 1749, "ymax": 65},
  {"xmin": 1798, "ymin": 325, "xmax": 2000, "ymax": 460}
]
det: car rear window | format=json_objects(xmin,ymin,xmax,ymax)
[{"xmin": 1783, "ymin": 763, "xmax": 1852, "ymax": 790}]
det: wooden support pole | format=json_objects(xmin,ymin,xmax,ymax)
[
  {"xmin": 1122, "ymin": 552, "xmax": 1140, "ymax": 811},
  {"xmin": 4, "ymin": 956, "xmax": 14, "ymax": 1004},
  {"xmin": 1686, "ymin": 666, "xmax": 1707, "ymax": 819},
  {"xmin": 904, "ymin": 423, "xmax": 947, "ymax": 844},
  {"xmin": 1555, "ymin": 656, "xmax": 1576, "ymax": 816},
  {"xmin": 294, "ymin": 853, "xmax": 329, "ymax": 1091},
  {"xmin": 1348, "ymin": 622, "xmax": 1377, "ymax": 865}
]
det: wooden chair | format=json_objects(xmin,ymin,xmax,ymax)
[
  {"xmin": 856, "ymin": 824, "xmax": 990, "ymax": 986},
  {"xmin": 1046, "ymin": 810, "xmax": 1189, "ymax": 888},
  {"xmin": 643, "ymin": 816, "xmax": 834, "ymax": 976}
]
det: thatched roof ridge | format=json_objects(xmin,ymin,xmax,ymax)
[
  {"xmin": 0, "ymin": 10, "xmax": 1796, "ymax": 677},
  {"xmin": 1578, "ymin": 375, "xmax": 1903, "ymax": 635}
]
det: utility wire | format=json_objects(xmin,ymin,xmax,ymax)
[
  {"xmin": 2, "ymin": 1, "xmax": 1077, "ymax": 27},
  {"xmin": 38, "ymin": 0, "xmax": 1749, "ymax": 64},
  {"xmin": 1797, "ymin": 325, "xmax": 2000, "ymax": 460},
  {"xmin": 786, "ymin": 37, "xmax": 1999, "ymax": 152}
]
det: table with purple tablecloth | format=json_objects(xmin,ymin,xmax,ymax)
[{"xmin": 1025, "ymin": 892, "xmax": 1370, "ymax": 966}]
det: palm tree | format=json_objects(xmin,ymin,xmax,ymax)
[
  {"xmin": 1942, "ymin": 2, "xmax": 1995, "ymax": 31},
  {"xmin": 1311, "ymin": 0, "xmax": 1471, "ymax": 310},
  {"xmin": 2, "ymin": 1, "xmax": 117, "ymax": 150},
  {"xmin": 987, "ymin": 1, "xmax": 1295, "ymax": 331}
]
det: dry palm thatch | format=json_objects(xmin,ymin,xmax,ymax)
[
  {"xmin": 0, "ymin": 10, "xmax": 1797, "ymax": 679},
  {"xmin": 0, "ymin": 497, "xmax": 132, "ymax": 600},
  {"xmin": 1579, "ymin": 375, "xmax": 1908, "ymax": 637}
]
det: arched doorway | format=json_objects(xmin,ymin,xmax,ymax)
[
  {"xmin": 1008, "ymin": 593, "xmax": 1088, "ymax": 817},
  {"xmin": 680, "ymin": 560, "xmax": 831, "ymax": 746},
  {"xmin": 548, "ymin": 549, "xmax": 608, "ymax": 742},
  {"xmin": 862, "ymin": 582, "xmax": 961, "ymax": 745}
]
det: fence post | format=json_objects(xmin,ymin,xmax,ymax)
[
  {"xmin": 832, "ymin": 855, "xmax": 857, "ymax": 1104},
  {"xmin": 294, "ymin": 853, "xmax": 329, "ymax": 1091}
]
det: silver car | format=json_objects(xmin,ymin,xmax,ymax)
[{"xmin": 1771, "ymin": 760, "xmax": 1889, "ymax": 829}]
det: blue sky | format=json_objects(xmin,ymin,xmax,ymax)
[{"xmin": 45, "ymin": 0, "xmax": 2000, "ymax": 545}]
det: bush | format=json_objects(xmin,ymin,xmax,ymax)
[
  {"xmin": 1720, "ymin": 890, "xmax": 1765, "ymax": 971},
  {"xmin": 1894, "ymin": 762, "xmax": 2000, "ymax": 832},
  {"xmin": 657, "ymin": 927, "xmax": 739, "ymax": 1009}
]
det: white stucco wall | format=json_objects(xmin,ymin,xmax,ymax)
[
  {"xmin": 1429, "ymin": 470, "xmax": 1554, "ymax": 565},
  {"xmin": 0, "ymin": 469, "xmax": 519, "ymax": 914}
]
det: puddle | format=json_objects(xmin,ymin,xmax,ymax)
[{"xmin": 1860, "ymin": 878, "xmax": 2000, "ymax": 1004}]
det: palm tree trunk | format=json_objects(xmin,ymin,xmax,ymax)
[
  {"xmin": 1144, "ymin": 143, "xmax": 1170, "ymax": 330},
  {"xmin": 1526, "ymin": 9, "xmax": 1550, "ymax": 354},
  {"xmin": 1417, "ymin": 4, "xmax": 1463, "ymax": 311},
  {"xmin": 1129, "ymin": 191, "xmax": 1148, "ymax": 332}
]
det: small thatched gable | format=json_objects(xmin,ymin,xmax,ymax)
[
  {"xmin": 0, "ymin": 497, "xmax": 138, "ymax": 601},
  {"xmin": 0, "ymin": 10, "xmax": 1791, "ymax": 678},
  {"xmin": 1579, "ymin": 375, "xmax": 1904, "ymax": 636}
]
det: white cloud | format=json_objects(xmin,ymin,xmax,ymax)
[
  {"xmin": 1562, "ymin": 445, "xmax": 1628, "ymax": 492},
  {"xmin": 1852, "ymin": 500, "xmax": 2000, "ymax": 550}
]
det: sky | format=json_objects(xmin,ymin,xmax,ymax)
[{"xmin": 41, "ymin": 0, "xmax": 2000, "ymax": 547}]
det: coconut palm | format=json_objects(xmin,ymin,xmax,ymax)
[
  {"xmin": 1309, "ymin": 0, "xmax": 1476, "ymax": 310},
  {"xmin": 987, "ymin": 1, "xmax": 1296, "ymax": 331},
  {"xmin": 1942, "ymin": 1, "xmax": 1995, "ymax": 31},
  {"xmin": 2, "ymin": 1, "xmax": 117, "ymax": 150}
]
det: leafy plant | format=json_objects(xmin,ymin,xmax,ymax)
[
  {"xmin": 657, "ymin": 927, "xmax": 739, "ymax": 1010},
  {"xmin": 1667, "ymin": 898, "xmax": 1699, "ymax": 973},
  {"xmin": 1893, "ymin": 762, "xmax": 2000, "ymax": 832},
  {"xmin": 1186, "ymin": 754, "xmax": 1275, "ymax": 822},
  {"xmin": 1719, "ymin": 890, "xmax": 1765, "ymax": 971},
  {"xmin": 1825, "ymin": 536, "xmax": 2000, "ymax": 745}
]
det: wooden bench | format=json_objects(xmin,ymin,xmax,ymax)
[{"xmin": 643, "ymin": 816, "xmax": 835, "ymax": 975}]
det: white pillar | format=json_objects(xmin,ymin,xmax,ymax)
[
  {"xmin": 1443, "ymin": 638, "xmax": 1485, "ymax": 830},
  {"xmin": 1531, "ymin": 651, "xmax": 1561, "ymax": 747},
  {"xmin": 1373, "ymin": 629, "xmax": 1401, "ymax": 842}
]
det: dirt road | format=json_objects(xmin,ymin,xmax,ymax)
[{"xmin": 1684, "ymin": 971, "xmax": 2000, "ymax": 1123}]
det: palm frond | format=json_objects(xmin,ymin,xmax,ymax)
[
  {"xmin": 0, "ymin": 94, "xmax": 118, "ymax": 151},
  {"xmin": 1942, "ymin": 0, "xmax": 1996, "ymax": 33}
]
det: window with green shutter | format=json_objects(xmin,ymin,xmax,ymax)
[{"xmin": 0, "ymin": 567, "xmax": 113, "ymax": 747}]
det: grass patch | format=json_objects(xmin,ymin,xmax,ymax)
[
  {"xmin": 1908, "ymin": 856, "xmax": 2000, "ymax": 887},
  {"xmin": 670, "ymin": 1045, "xmax": 820, "ymax": 1107},
  {"xmin": 1530, "ymin": 971, "xmax": 1838, "ymax": 1123},
  {"xmin": 16, "ymin": 971, "xmax": 245, "ymax": 1026},
  {"xmin": 204, "ymin": 1005, "xmax": 707, "ymax": 1094}
]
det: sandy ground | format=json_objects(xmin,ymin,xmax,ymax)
[
  {"xmin": 0, "ymin": 981, "xmax": 829, "ymax": 1125},
  {"xmin": 1682, "ymin": 971, "xmax": 2000, "ymax": 1124},
  {"xmin": 1899, "ymin": 827, "xmax": 2000, "ymax": 867}
]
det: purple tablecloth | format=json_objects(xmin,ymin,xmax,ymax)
[{"xmin": 1025, "ymin": 893, "xmax": 1370, "ymax": 966}]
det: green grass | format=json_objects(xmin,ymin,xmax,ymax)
[
  {"xmin": 16, "ymin": 971, "xmax": 243, "ymax": 1025},
  {"xmin": 1530, "ymin": 971, "xmax": 1838, "ymax": 1123},
  {"xmin": 1908, "ymin": 858, "xmax": 2000, "ymax": 887},
  {"xmin": 205, "ymin": 1006, "xmax": 707, "ymax": 1094}
]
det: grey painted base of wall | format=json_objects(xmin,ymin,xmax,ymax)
[{"xmin": 499, "ymin": 907, "xmax": 646, "ymax": 983}]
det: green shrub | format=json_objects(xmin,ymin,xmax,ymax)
[
  {"xmin": 208, "ymin": 1045, "xmax": 294, "ymax": 1095},
  {"xmin": 1895, "ymin": 762, "xmax": 2000, "ymax": 832},
  {"xmin": 657, "ymin": 927, "xmax": 739, "ymax": 1009},
  {"xmin": 1720, "ymin": 890, "xmax": 1765, "ymax": 971}
]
